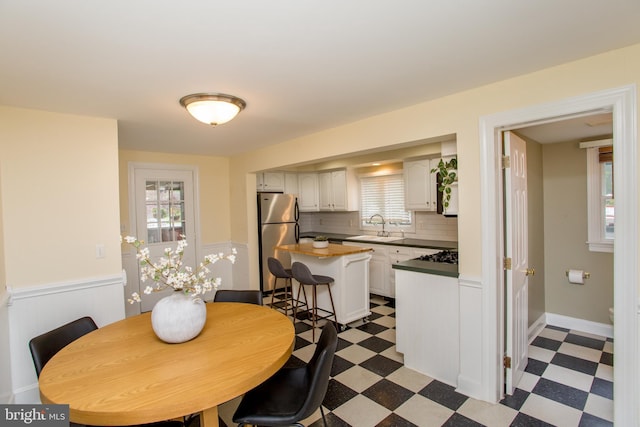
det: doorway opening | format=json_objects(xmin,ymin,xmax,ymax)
[
  {"xmin": 479, "ymin": 85, "xmax": 637, "ymax": 426},
  {"xmin": 125, "ymin": 163, "xmax": 201, "ymax": 314}
]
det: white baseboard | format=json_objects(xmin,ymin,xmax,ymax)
[
  {"xmin": 0, "ymin": 391, "xmax": 14, "ymax": 404},
  {"xmin": 11, "ymin": 384, "xmax": 39, "ymax": 404},
  {"xmin": 528, "ymin": 313, "xmax": 547, "ymax": 343},
  {"xmin": 545, "ymin": 312, "xmax": 613, "ymax": 339},
  {"xmin": 456, "ymin": 375, "xmax": 483, "ymax": 400}
]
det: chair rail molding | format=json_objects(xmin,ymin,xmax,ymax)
[{"xmin": 6, "ymin": 274, "xmax": 123, "ymax": 306}]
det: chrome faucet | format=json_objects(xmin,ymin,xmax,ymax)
[{"xmin": 369, "ymin": 214, "xmax": 388, "ymax": 237}]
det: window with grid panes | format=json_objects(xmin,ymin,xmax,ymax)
[
  {"xmin": 145, "ymin": 180, "xmax": 186, "ymax": 243},
  {"xmin": 359, "ymin": 173, "xmax": 413, "ymax": 231}
]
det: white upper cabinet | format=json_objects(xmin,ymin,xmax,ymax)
[
  {"xmin": 284, "ymin": 172, "xmax": 299, "ymax": 195},
  {"xmin": 318, "ymin": 168, "xmax": 359, "ymax": 211},
  {"xmin": 403, "ymin": 158, "xmax": 438, "ymax": 211},
  {"xmin": 297, "ymin": 173, "xmax": 319, "ymax": 211},
  {"xmin": 257, "ymin": 172, "xmax": 285, "ymax": 192}
]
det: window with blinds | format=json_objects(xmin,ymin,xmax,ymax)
[{"xmin": 359, "ymin": 173, "xmax": 412, "ymax": 228}]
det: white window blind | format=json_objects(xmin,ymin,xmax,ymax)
[{"xmin": 359, "ymin": 173, "xmax": 412, "ymax": 226}]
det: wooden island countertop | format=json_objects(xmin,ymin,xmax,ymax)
[{"xmin": 276, "ymin": 243, "xmax": 372, "ymax": 258}]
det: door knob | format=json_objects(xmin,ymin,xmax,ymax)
[{"xmin": 525, "ymin": 268, "xmax": 535, "ymax": 276}]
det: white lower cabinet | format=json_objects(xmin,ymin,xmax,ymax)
[
  {"xmin": 388, "ymin": 246, "xmax": 413, "ymax": 296},
  {"xmin": 395, "ymin": 269, "xmax": 459, "ymax": 386},
  {"xmin": 343, "ymin": 242, "xmax": 441, "ymax": 298},
  {"xmin": 368, "ymin": 245, "xmax": 389, "ymax": 297},
  {"xmin": 344, "ymin": 242, "xmax": 388, "ymax": 296}
]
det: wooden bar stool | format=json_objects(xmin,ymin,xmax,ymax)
[
  {"xmin": 267, "ymin": 257, "xmax": 293, "ymax": 317},
  {"xmin": 291, "ymin": 261, "xmax": 338, "ymax": 342}
]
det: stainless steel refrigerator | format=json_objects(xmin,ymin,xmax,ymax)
[{"xmin": 257, "ymin": 192, "xmax": 299, "ymax": 292}]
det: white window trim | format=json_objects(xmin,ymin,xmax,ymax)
[{"xmin": 582, "ymin": 139, "xmax": 613, "ymax": 253}]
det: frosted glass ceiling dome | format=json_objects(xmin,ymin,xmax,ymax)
[{"xmin": 179, "ymin": 93, "xmax": 246, "ymax": 126}]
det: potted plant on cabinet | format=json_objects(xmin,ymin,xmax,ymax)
[{"xmin": 431, "ymin": 157, "xmax": 457, "ymax": 210}]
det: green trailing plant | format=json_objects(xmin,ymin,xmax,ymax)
[
  {"xmin": 314, "ymin": 235, "xmax": 328, "ymax": 241},
  {"xmin": 431, "ymin": 157, "xmax": 457, "ymax": 209}
]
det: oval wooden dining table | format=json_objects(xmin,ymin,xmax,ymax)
[{"xmin": 38, "ymin": 302, "xmax": 295, "ymax": 427}]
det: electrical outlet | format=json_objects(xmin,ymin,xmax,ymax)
[
  {"xmin": 319, "ymin": 218, "xmax": 323, "ymax": 225},
  {"xmin": 96, "ymin": 244, "xmax": 106, "ymax": 259},
  {"xmin": 349, "ymin": 219, "xmax": 354, "ymax": 227}
]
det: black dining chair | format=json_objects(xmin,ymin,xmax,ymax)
[
  {"xmin": 232, "ymin": 322, "xmax": 338, "ymax": 427},
  {"xmin": 29, "ymin": 316, "xmax": 98, "ymax": 378},
  {"xmin": 213, "ymin": 289, "xmax": 263, "ymax": 305},
  {"xmin": 29, "ymin": 316, "xmax": 183, "ymax": 427}
]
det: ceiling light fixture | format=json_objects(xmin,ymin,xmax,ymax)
[{"xmin": 179, "ymin": 93, "xmax": 246, "ymax": 126}]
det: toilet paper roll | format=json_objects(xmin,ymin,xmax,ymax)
[{"xmin": 568, "ymin": 269, "xmax": 584, "ymax": 284}]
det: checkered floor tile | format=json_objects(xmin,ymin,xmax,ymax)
[{"xmin": 210, "ymin": 294, "xmax": 614, "ymax": 427}]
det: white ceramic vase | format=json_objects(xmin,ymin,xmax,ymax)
[{"xmin": 151, "ymin": 292, "xmax": 207, "ymax": 343}]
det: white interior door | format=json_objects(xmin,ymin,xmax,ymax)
[
  {"xmin": 133, "ymin": 168, "xmax": 197, "ymax": 312},
  {"xmin": 504, "ymin": 131, "xmax": 529, "ymax": 394}
]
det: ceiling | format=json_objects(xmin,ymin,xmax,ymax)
[
  {"xmin": 1, "ymin": 1, "xmax": 639, "ymax": 157},
  {"xmin": 515, "ymin": 112, "xmax": 613, "ymax": 144}
]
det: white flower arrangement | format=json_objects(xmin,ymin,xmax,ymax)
[{"xmin": 122, "ymin": 235, "xmax": 236, "ymax": 304}]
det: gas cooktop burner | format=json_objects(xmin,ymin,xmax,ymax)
[{"xmin": 415, "ymin": 250, "xmax": 458, "ymax": 264}]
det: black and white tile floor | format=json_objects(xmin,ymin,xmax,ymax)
[{"xmin": 215, "ymin": 295, "xmax": 613, "ymax": 427}]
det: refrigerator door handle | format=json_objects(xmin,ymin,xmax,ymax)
[
  {"xmin": 295, "ymin": 223, "xmax": 300, "ymax": 243},
  {"xmin": 294, "ymin": 198, "xmax": 299, "ymax": 221}
]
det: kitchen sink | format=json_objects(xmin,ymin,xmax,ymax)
[{"xmin": 345, "ymin": 235, "xmax": 404, "ymax": 243}]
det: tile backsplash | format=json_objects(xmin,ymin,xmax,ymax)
[{"xmin": 299, "ymin": 211, "xmax": 458, "ymax": 242}]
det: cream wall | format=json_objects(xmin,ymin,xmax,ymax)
[
  {"xmin": 0, "ymin": 163, "xmax": 11, "ymax": 403},
  {"xmin": 0, "ymin": 106, "xmax": 124, "ymax": 403},
  {"xmin": 0, "ymin": 163, "xmax": 5, "ymax": 295},
  {"xmin": 542, "ymin": 141, "xmax": 614, "ymax": 324},
  {"xmin": 0, "ymin": 106, "xmax": 121, "ymax": 287},
  {"xmin": 229, "ymin": 43, "xmax": 640, "ymax": 286},
  {"xmin": 118, "ymin": 150, "xmax": 231, "ymax": 245}
]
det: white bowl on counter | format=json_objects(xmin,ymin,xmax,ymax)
[{"xmin": 312, "ymin": 240, "xmax": 329, "ymax": 248}]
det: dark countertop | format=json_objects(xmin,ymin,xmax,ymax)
[
  {"xmin": 392, "ymin": 259, "xmax": 459, "ymax": 278},
  {"xmin": 300, "ymin": 232, "xmax": 458, "ymax": 250}
]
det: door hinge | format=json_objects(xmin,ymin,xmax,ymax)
[
  {"xmin": 504, "ymin": 257, "xmax": 512, "ymax": 270},
  {"xmin": 502, "ymin": 155, "xmax": 511, "ymax": 169},
  {"xmin": 504, "ymin": 356, "xmax": 511, "ymax": 369}
]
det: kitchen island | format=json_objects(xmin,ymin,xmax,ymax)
[{"xmin": 275, "ymin": 243, "xmax": 372, "ymax": 328}]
